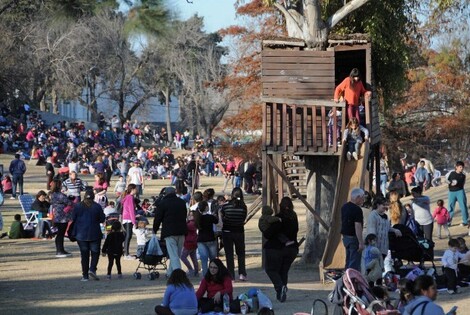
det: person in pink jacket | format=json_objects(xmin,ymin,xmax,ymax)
[
  {"xmin": 433, "ymin": 199, "xmax": 450, "ymax": 239},
  {"xmin": 121, "ymin": 184, "xmax": 137, "ymax": 259}
]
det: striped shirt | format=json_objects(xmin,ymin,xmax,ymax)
[
  {"xmin": 62, "ymin": 178, "xmax": 87, "ymax": 197},
  {"xmin": 221, "ymin": 201, "xmax": 247, "ymax": 233}
]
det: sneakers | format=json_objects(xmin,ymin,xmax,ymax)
[
  {"xmin": 346, "ymin": 152, "xmax": 352, "ymax": 161},
  {"xmin": 9, "ymin": 196, "xmax": 15, "ymax": 200},
  {"xmin": 56, "ymin": 251, "xmax": 72, "ymax": 258},
  {"xmin": 106, "ymin": 275, "xmax": 111, "ymax": 280},
  {"xmin": 124, "ymin": 255, "xmax": 136, "ymax": 260},
  {"xmin": 80, "ymin": 277, "xmax": 89, "ymax": 282},
  {"xmin": 118, "ymin": 274, "xmax": 123, "ymax": 279},
  {"xmin": 239, "ymin": 274, "xmax": 247, "ymax": 282},
  {"xmin": 88, "ymin": 271, "xmax": 100, "ymax": 281},
  {"xmin": 460, "ymin": 223, "xmax": 468, "ymax": 227},
  {"xmin": 447, "ymin": 289, "xmax": 455, "ymax": 294},
  {"xmin": 352, "ymin": 152, "xmax": 358, "ymax": 160}
]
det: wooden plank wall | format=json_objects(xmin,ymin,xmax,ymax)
[
  {"xmin": 262, "ymin": 50, "xmax": 335, "ymax": 99},
  {"xmin": 370, "ymin": 99, "xmax": 381, "ymax": 145}
]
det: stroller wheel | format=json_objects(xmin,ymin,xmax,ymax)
[
  {"xmin": 311, "ymin": 299, "xmax": 328, "ymax": 315},
  {"xmin": 133, "ymin": 272, "xmax": 142, "ymax": 280},
  {"xmin": 148, "ymin": 272, "xmax": 157, "ymax": 280}
]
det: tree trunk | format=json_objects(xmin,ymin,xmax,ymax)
[
  {"xmin": 302, "ymin": 156, "xmax": 338, "ymax": 264},
  {"xmin": 39, "ymin": 95, "xmax": 46, "ymax": 112},
  {"xmin": 51, "ymin": 89, "xmax": 59, "ymax": 114},
  {"xmin": 276, "ymin": 0, "xmax": 370, "ymax": 48},
  {"xmin": 163, "ymin": 87, "xmax": 173, "ymax": 145}
]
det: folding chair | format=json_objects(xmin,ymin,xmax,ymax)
[{"xmin": 19, "ymin": 194, "xmax": 38, "ymax": 229}]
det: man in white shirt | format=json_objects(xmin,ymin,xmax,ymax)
[{"xmin": 127, "ymin": 160, "xmax": 144, "ymax": 198}]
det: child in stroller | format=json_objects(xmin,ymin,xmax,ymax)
[
  {"xmin": 330, "ymin": 268, "xmax": 398, "ymax": 315},
  {"xmin": 133, "ymin": 234, "xmax": 168, "ymax": 280}
]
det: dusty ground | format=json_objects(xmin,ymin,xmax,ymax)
[{"xmin": 0, "ymin": 152, "xmax": 469, "ymax": 315}]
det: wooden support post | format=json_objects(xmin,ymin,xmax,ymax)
[
  {"xmin": 292, "ymin": 105, "xmax": 297, "ymax": 151},
  {"xmin": 266, "ymin": 156, "xmax": 329, "ymax": 231},
  {"xmin": 282, "ymin": 104, "xmax": 287, "ymax": 151},
  {"xmin": 303, "ymin": 106, "xmax": 308, "ymax": 152},
  {"xmin": 321, "ymin": 106, "xmax": 327, "ymax": 152}
]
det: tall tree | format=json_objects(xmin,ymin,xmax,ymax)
[{"xmin": 164, "ymin": 16, "xmax": 230, "ymax": 137}]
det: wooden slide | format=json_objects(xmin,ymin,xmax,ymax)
[{"xmin": 319, "ymin": 141, "xmax": 369, "ymax": 281}]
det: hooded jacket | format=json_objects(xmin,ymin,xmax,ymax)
[{"xmin": 403, "ymin": 296, "xmax": 445, "ymax": 315}]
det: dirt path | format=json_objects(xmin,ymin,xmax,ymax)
[{"xmin": 0, "ymin": 153, "xmax": 468, "ymax": 314}]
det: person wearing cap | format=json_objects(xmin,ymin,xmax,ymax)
[
  {"xmin": 153, "ymin": 186, "xmax": 188, "ymax": 277},
  {"xmin": 8, "ymin": 153, "xmax": 27, "ymax": 199},
  {"xmin": 71, "ymin": 188, "xmax": 106, "ymax": 281},
  {"xmin": 62, "ymin": 171, "xmax": 87, "ymax": 201},
  {"xmin": 127, "ymin": 159, "xmax": 144, "ymax": 198},
  {"xmin": 334, "ymin": 68, "xmax": 371, "ymax": 124}
]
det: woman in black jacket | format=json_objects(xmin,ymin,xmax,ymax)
[
  {"xmin": 31, "ymin": 190, "xmax": 52, "ymax": 238},
  {"xmin": 261, "ymin": 196, "xmax": 299, "ymax": 303}
]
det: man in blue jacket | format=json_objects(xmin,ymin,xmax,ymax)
[{"xmin": 9, "ymin": 153, "xmax": 26, "ymax": 199}]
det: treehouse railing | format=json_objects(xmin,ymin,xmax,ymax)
[{"xmin": 262, "ymin": 97, "xmax": 372, "ymax": 155}]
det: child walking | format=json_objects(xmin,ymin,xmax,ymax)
[
  {"xmin": 441, "ymin": 238, "xmax": 465, "ymax": 294},
  {"xmin": 102, "ymin": 221, "xmax": 125, "ymax": 280},
  {"xmin": 433, "ymin": 199, "xmax": 450, "ymax": 239},
  {"xmin": 181, "ymin": 210, "xmax": 199, "ymax": 277},
  {"xmin": 132, "ymin": 217, "xmax": 150, "ymax": 258},
  {"xmin": 363, "ymin": 234, "xmax": 384, "ymax": 286}
]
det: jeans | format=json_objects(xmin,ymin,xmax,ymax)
[
  {"xmin": 205, "ymin": 162, "xmax": 214, "ymax": 177},
  {"xmin": 12, "ymin": 174, "xmax": 24, "ymax": 197},
  {"xmin": 342, "ymin": 235, "xmax": 361, "ymax": 271},
  {"xmin": 235, "ymin": 176, "xmax": 242, "ymax": 188},
  {"xmin": 347, "ymin": 139, "xmax": 360, "ymax": 154},
  {"xmin": 222, "ymin": 231, "xmax": 246, "ymax": 278},
  {"xmin": 264, "ymin": 247, "xmax": 298, "ymax": 292},
  {"xmin": 380, "ymin": 174, "xmax": 388, "ymax": 197},
  {"xmin": 198, "ymin": 241, "xmax": 217, "ymax": 276},
  {"xmin": 165, "ymin": 235, "xmax": 185, "ymax": 276},
  {"xmin": 123, "ymin": 223, "xmax": 133, "ymax": 256},
  {"xmin": 448, "ymin": 189, "xmax": 469, "ymax": 225},
  {"xmin": 77, "ymin": 239, "xmax": 101, "ymax": 278}
]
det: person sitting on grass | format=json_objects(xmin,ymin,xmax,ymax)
[
  {"xmin": 0, "ymin": 214, "xmax": 25, "ymax": 239},
  {"xmin": 195, "ymin": 258, "xmax": 233, "ymax": 313},
  {"xmin": 155, "ymin": 268, "xmax": 198, "ymax": 315}
]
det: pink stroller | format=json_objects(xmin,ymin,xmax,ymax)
[{"xmin": 331, "ymin": 269, "xmax": 398, "ymax": 315}]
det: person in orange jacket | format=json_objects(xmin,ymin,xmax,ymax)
[{"xmin": 334, "ymin": 68, "xmax": 371, "ymax": 124}]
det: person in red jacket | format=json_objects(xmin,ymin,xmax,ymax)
[
  {"xmin": 334, "ymin": 68, "xmax": 371, "ymax": 124},
  {"xmin": 196, "ymin": 258, "xmax": 233, "ymax": 313}
]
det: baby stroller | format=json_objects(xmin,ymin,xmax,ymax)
[
  {"xmin": 330, "ymin": 268, "xmax": 398, "ymax": 315},
  {"xmin": 388, "ymin": 224, "xmax": 435, "ymax": 271},
  {"xmin": 133, "ymin": 235, "xmax": 168, "ymax": 280}
]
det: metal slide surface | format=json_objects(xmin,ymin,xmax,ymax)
[{"xmin": 320, "ymin": 142, "xmax": 369, "ymax": 275}]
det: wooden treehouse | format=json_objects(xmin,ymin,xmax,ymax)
[{"xmin": 260, "ymin": 37, "xmax": 382, "ymax": 280}]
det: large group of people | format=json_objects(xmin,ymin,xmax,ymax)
[{"xmin": 1, "ymin": 71, "xmax": 469, "ymax": 315}]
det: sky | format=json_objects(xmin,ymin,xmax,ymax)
[{"xmin": 170, "ymin": 0, "xmax": 238, "ymax": 33}]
